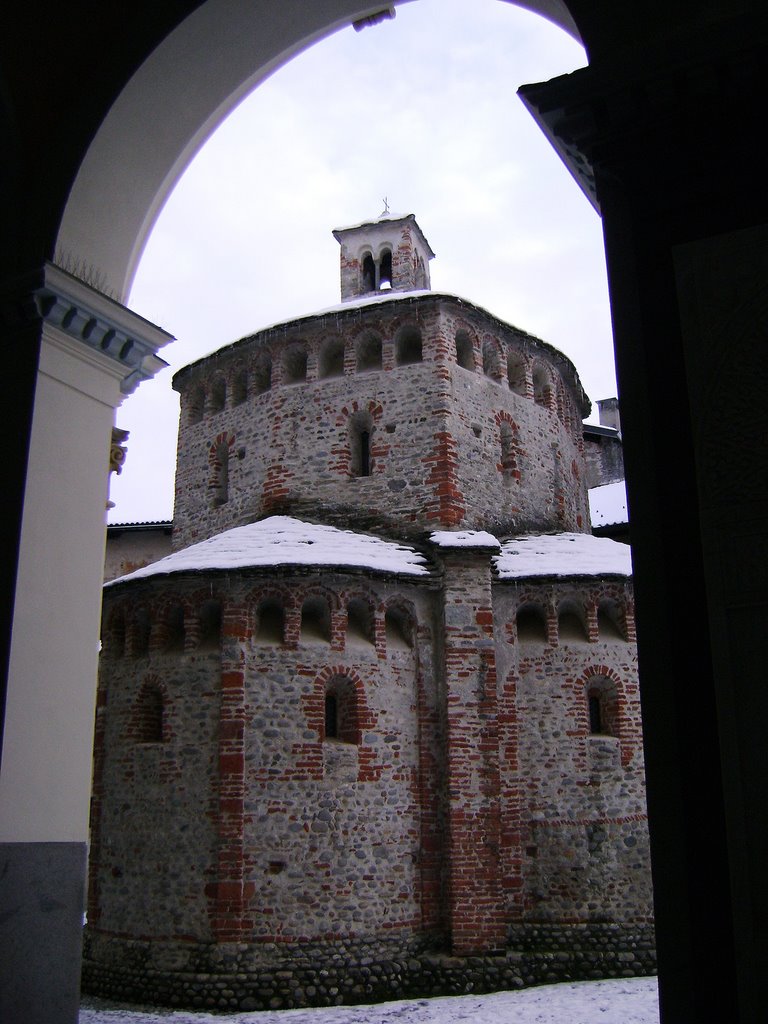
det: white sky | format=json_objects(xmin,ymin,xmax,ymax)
[
  {"xmin": 111, "ymin": 0, "xmax": 615, "ymax": 524},
  {"xmin": 80, "ymin": 976, "xmax": 660, "ymax": 1024}
]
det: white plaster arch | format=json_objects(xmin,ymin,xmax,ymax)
[{"xmin": 56, "ymin": 0, "xmax": 579, "ymax": 303}]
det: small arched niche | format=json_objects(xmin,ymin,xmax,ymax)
[
  {"xmin": 253, "ymin": 354, "xmax": 272, "ymax": 395},
  {"xmin": 455, "ymin": 329, "xmax": 475, "ymax": 371},
  {"xmin": 356, "ymin": 332, "xmax": 382, "ymax": 373},
  {"xmin": 395, "ymin": 326, "xmax": 423, "ymax": 366},
  {"xmin": 283, "ymin": 344, "xmax": 308, "ymax": 384},
  {"xmin": 255, "ymin": 597, "xmax": 284, "ymax": 644},
  {"xmin": 318, "ymin": 337, "xmax": 345, "ymax": 379},
  {"xmin": 198, "ymin": 599, "xmax": 222, "ymax": 650},
  {"xmin": 385, "ymin": 605, "xmax": 414, "ymax": 652},
  {"xmin": 558, "ymin": 602, "xmax": 588, "ymax": 642},
  {"xmin": 301, "ymin": 595, "xmax": 331, "ymax": 643},
  {"xmin": 597, "ymin": 599, "xmax": 625, "ymax": 641},
  {"xmin": 347, "ymin": 597, "xmax": 374, "ymax": 646},
  {"xmin": 516, "ymin": 604, "xmax": 547, "ymax": 643}
]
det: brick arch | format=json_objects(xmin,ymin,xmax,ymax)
[
  {"xmin": 555, "ymin": 594, "xmax": 589, "ymax": 642},
  {"xmin": 351, "ymin": 326, "xmax": 384, "ymax": 372},
  {"xmin": 127, "ymin": 672, "xmax": 171, "ymax": 745},
  {"xmin": 245, "ymin": 584, "xmax": 296, "ymax": 645},
  {"xmin": 383, "ymin": 595, "xmax": 419, "ymax": 652},
  {"xmin": 481, "ymin": 333, "xmax": 504, "ymax": 381},
  {"xmin": 208, "ymin": 431, "xmax": 236, "ymax": 508},
  {"xmin": 152, "ymin": 591, "xmax": 195, "ymax": 652},
  {"xmin": 579, "ymin": 664, "xmax": 630, "ymax": 766},
  {"xmin": 453, "ymin": 320, "xmax": 479, "ymax": 371},
  {"xmin": 310, "ymin": 665, "xmax": 376, "ymax": 744},
  {"xmin": 342, "ymin": 587, "xmax": 378, "ymax": 648}
]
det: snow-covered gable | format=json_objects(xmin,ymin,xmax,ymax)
[
  {"xmin": 495, "ymin": 533, "xmax": 632, "ymax": 579},
  {"xmin": 105, "ymin": 516, "xmax": 429, "ymax": 586}
]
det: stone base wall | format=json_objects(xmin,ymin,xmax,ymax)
[{"xmin": 82, "ymin": 928, "xmax": 656, "ymax": 1012}]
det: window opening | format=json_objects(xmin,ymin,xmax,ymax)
[
  {"xmin": 379, "ymin": 248, "xmax": 392, "ymax": 290},
  {"xmin": 325, "ymin": 693, "xmax": 339, "ymax": 739},
  {"xmin": 507, "ymin": 352, "xmax": 526, "ymax": 395},
  {"xmin": 361, "ymin": 252, "xmax": 375, "ymax": 293},
  {"xmin": 588, "ymin": 693, "xmax": 603, "ymax": 734}
]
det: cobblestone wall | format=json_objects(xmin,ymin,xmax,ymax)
[{"xmin": 171, "ymin": 295, "xmax": 590, "ymax": 548}]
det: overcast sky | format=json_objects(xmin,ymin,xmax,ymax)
[{"xmin": 110, "ymin": 0, "xmax": 614, "ymax": 524}]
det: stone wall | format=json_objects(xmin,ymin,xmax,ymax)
[
  {"xmin": 171, "ymin": 295, "xmax": 590, "ymax": 548},
  {"xmin": 87, "ymin": 557, "xmax": 653, "ymax": 1009}
]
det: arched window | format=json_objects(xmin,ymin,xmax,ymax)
[
  {"xmin": 455, "ymin": 330, "xmax": 475, "ymax": 371},
  {"xmin": 350, "ymin": 412, "xmax": 374, "ymax": 478},
  {"xmin": 253, "ymin": 354, "xmax": 272, "ymax": 395},
  {"xmin": 379, "ymin": 248, "xmax": 392, "ymax": 290},
  {"xmin": 133, "ymin": 683, "xmax": 164, "ymax": 744},
  {"xmin": 586, "ymin": 676, "xmax": 619, "ymax": 738},
  {"xmin": 361, "ymin": 252, "xmax": 375, "ymax": 293},
  {"xmin": 208, "ymin": 377, "xmax": 226, "ymax": 414},
  {"xmin": 516, "ymin": 604, "xmax": 547, "ymax": 643},
  {"xmin": 323, "ymin": 675, "xmax": 359, "ymax": 744},
  {"xmin": 301, "ymin": 596, "xmax": 331, "ymax": 642},
  {"xmin": 198, "ymin": 599, "xmax": 222, "ymax": 649},
  {"xmin": 558, "ymin": 602, "xmax": 588, "ymax": 642},
  {"xmin": 255, "ymin": 597, "xmax": 284, "ymax": 644},
  {"xmin": 283, "ymin": 344, "xmax": 307, "ymax": 384},
  {"xmin": 395, "ymin": 326, "xmax": 423, "ymax": 365},
  {"xmin": 347, "ymin": 597, "xmax": 374, "ymax": 646},
  {"xmin": 319, "ymin": 337, "xmax": 345, "ymax": 378},
  {"xmin": 385, "ymin": 605, "xmax": 414, "ymax": 651},
  {"xmin": 356, "ymin": 332, "xmax": 382, "ymax": 372}
]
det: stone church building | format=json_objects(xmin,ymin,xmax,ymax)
[{"xmin": 84, "ymin": 214, "xmax": 653, "ymax": 1011}]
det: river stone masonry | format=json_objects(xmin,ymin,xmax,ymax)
[{"xmin": 84, "ymin": 213, "xmax": 654, "ymax": 1010}]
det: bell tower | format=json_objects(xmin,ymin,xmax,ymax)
[{"xmin": 333, "ymin": 211, "xmax": 435, "ymax": 302}]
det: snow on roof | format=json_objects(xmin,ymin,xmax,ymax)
[
  {"xmin": 495, "ymin": 532, "xmax": 632, "ymax": 579},
  {"xmin": 589, "ymin": 480, "xmax": 629, "ymax": 527},
  {"xmin": 105, "ymin": 516, "xmax": 429, "ymax": 586},
  {"xmin": 430, "ymin": 529, "xmax": 500, "ymax": 549}
]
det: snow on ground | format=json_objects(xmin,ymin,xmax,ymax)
[
  {"xmin": 494, "ymin": 532, "xmax": 632, "ymax": 578},
  {"xmin": 80, "ymin": 977, "xmax": 660, "ymax": 1024}
]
